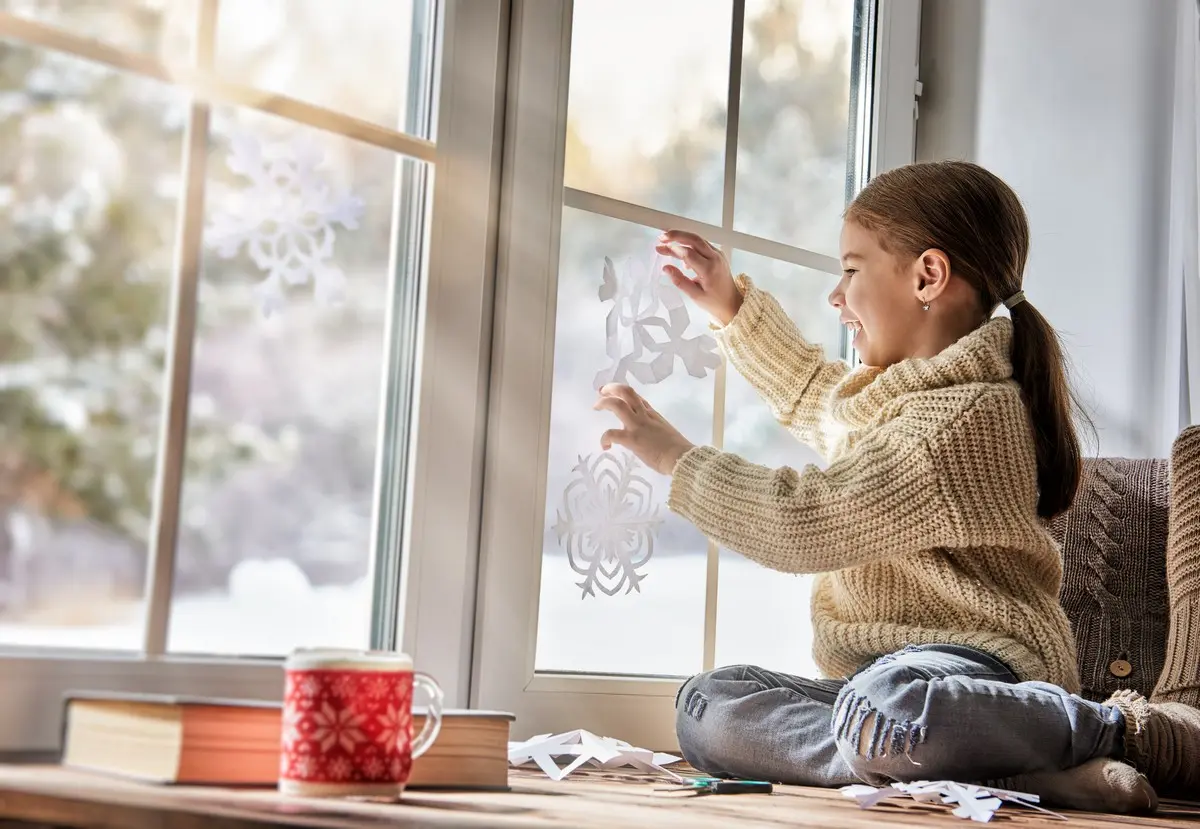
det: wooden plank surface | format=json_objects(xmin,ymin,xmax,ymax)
[{"xmin": 0, "ymin": 765, "xmax": 1195, "ymax": 829}]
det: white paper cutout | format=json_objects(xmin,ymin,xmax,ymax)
[
  {"xmin": 593, "ymin": 254, "xmax": 720, "ymax": 390},
  {"xmin": 206, "ymin": 131, "xmax": 364, "ymax": 316},
  {"xmin": 508, "ymin": 730, "xmax": 683, "ymax": 782},
  {"xmin": 841, "ymin": 780, "xmax": 1066, "ymax": 823},
  {"xmin": 551, "ymin": 451, "xmax": 663, "ymax": 599}
]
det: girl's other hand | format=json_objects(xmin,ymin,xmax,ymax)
[
  {"xmin": 594, "ymin": 384, "xmax": 695, "ymax": 476},
  {"xmin": 656, "ymin": 229, "xmax": 743, "ymax": 326}
]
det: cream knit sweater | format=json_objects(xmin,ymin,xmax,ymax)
[{"xmin": 668, "ymin": 276, "xmax": 1081, "ymax": 692}]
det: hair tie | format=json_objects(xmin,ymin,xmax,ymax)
[{"xmin": 1003, "ymin": 290, "xmax": 1026, "ymax": 310}]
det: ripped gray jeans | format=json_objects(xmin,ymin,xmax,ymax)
[{"xmin": 675, "ymin": 643, "xmax": 1126, "ymax": 787}]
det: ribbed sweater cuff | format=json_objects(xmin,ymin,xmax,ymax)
[
  {"xmin": 1152, "ymin": 591, "xmax": 1200, "ymax": 706},
  {"xmin": 667, "ymin": 445, "xmax": 722, "ymax": 526},
  {"xmin": 711, "ymin": 274, "xmax": 764, "ymax": 341}
]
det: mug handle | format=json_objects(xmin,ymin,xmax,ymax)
[{"xmin": 410, "ymin": 671, "xmax": 444, "ymax": 759}]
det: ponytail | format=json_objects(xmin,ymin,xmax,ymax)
[
  {"xmin": 846, "ymin": 161, "xmax": 1093, "ymax": 518},
  {"xmin": 1008, "ymin": 301, "xmax": 1087, "ymax": 519}
]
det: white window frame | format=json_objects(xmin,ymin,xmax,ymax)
[
  {"xmin": 0, "ymin": 0, "xmax": 509, "ymax": 752},
  {"xmin": 470, "ymin": 0, "xmax": 921, "ymax": 750}
]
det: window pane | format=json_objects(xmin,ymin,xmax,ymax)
[
  {"xmin": 216, "ymin": 1, "xmax": 427, "ymax": 133},
  {"xmin": 714, "ymin": 251, "xmax": 840, "ymax": 674},
  {"xmin": 564, "ymin": 0, "xmax": 731, "ymax": 225},
  {"xmin": 734, "ymin": 0, "xmax": 855, "ymax": 256},
  {"xmin": 168, "ymin": 107, "xmax": 415, "ymax": 656},
  {"xmin": 0, "ymin": 43, "xmax": 184, "ymax": 648},
  {"xmin": 0, "ymin": 0, "xmax": 194, "ymax": 57},
  {"xmin": 535, "ymin": 207, "xmax": 714, "ymax": 677}
]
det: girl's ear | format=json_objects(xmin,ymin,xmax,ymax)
[{"xmin": 914, "ymin": 248, "xmax": 952, "ymax": 304}]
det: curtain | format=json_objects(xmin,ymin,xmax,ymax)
[{"xmin": 1163, "ymin": 0, "xmax": 1200, "ymax": 449}]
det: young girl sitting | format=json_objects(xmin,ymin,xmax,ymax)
[{"xmin": 594, "ymin": 161, "xmax": 1200, "ymax": 812}]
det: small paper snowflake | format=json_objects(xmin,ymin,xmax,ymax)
[
  {"xmin": 206, "ymin": 131, "xmax": 364, "ymax": 316},
  {"xmin": 593, "ymin": 254, "xmax": 720, "ymax": 390},
  {"xmin": 551, "ymin": 451, "xmax": 664, "ymax": 598}
]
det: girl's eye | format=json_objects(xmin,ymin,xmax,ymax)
[{"xmin": 842, "ymin": 269, "xmax": 856, "ymax": 278}]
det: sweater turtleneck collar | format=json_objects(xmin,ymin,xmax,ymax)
[{"xmin": 830, "ymin": 317, "xmax": 1015, "ymax": 429}]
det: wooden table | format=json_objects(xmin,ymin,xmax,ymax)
[{"xmin": 0, "ymin": 765, "xmax": 1196, "ymax": 829}]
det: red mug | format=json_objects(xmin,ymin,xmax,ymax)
[{"xmin": 279, "ymin": 648, "xmax": 443, "ymax": 797}]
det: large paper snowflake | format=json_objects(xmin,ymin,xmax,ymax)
[
  {"xmin": 551, "ymin": 451, "xmax": 663, "ymax": 599},
  {"xmin": 206, "ymin": 131, "xmax": 364, "ymax": 316},
  {"xmin": 593, "ymin": 255, "xmax": 720, "ymax": 390}
]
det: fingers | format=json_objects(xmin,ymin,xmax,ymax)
[
  {"xmin": 598, "ymin": 383, "xmax": 644, "ymax": 413},
  {"xmin": 657, "ymin": 229, "xmax": 718, "ymax": 260},
  {"xmin": 600, "ymin": 428, "xmax": 628, "ymax": 451},
  {"xmin": 662, "ymin": 264, "xmax": 703, "ymax": 300},
  {"xmin": 593, "ymin": 388, "xmax": 642, "ymax": 427}
]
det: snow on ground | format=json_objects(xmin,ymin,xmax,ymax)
[{"xmin": 0, "ymin": 555, "xmax": 821, "ymax": 680}]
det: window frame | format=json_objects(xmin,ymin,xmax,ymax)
[
  {"xmin": 470, "ymin": 0, "xmax": 922, "ymax": 749},
  {"xmin": 0, "ymin": 0, "xmax": 510, "ymax": 752}
]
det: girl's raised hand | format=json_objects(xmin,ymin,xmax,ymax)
[
  {"xmin": 594, "ymin": 384, "xmax": 694, "ymax": 476},
  {"xmin": 656, "ymin": 229, "xmax": 743, "ymax": 326}
]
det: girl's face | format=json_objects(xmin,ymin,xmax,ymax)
[{"xmin": 829, "ymin": 220, "xmax": 929, "ymax": 368}]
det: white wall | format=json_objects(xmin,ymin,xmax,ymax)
[{"xmin": 917, "ymin": 0, "xmax": 1177, "ymax": 458}]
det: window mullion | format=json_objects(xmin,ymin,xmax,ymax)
[
  {"xmin": 141, "ymin": 0, "xmax": 220, "ymax": 657},
  {"xmin": 702, "ymin": 0, "xmax": 747, "ymax": 675}
]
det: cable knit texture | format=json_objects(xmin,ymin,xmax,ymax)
[
  {"xmin": 1153, "ymin": 425, "xmax": 1200, "ymax": 706},
  {"xmin": 669, "ymin": 276, "xmax": 1080, "ymax": 692},
  {"xmin": 1049, "ymin": 459, "xmax": 1169, "ymax": 702}
]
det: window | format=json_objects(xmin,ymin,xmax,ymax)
[
  {"xmin": 0, "ymin": 0, "xmax": 507, "ymax": 751},
  {"xmin": 476, "ymin": 0, "xmax": 919, "ymax": 748}
]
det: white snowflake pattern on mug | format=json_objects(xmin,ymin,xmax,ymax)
[
  {"xmin": 331, "ymin": 673, "xmax": 360, "ymax": 699},
  {"xmin": 375, "ymin": 703, "xmax": 404, "ymax": 747},
  {"xmin": 310, "ymin": 701, "xmax": 367, "ymax": 754},
  {"xmin": 366, "ymin": 676, "xmax": 391, "ymax": 699},
  {"xmin": 326, "ymin": 756, "xmax": 354, "ymax": 782},
  {"xmin": 282, "ymin": 707, "xmax": 306, "ymax": 748},
  {"xmin": 292, "ymin": 754, "xmax": 323, "ymax": 780}
]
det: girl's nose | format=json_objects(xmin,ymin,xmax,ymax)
[{"xmin": 828, "ymin": 279, "xmax": 845, "ymax": 309}]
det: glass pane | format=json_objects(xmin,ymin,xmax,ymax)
[
  {"xmin": 0, "ymin": 0, "xmax": 195, "ymax": 57},
  {"xmin": 564, "ymin": 0, "xmax": 732, "ymax": 225},
  {"xmin": 713, "ymin": 251, "xmax": 840, "ymax": 675},
  {"xmin": 734, "ymin": 0, "xmax": 856, "ymax": 256},
  {"xmin": 535, "ymin": 207, "xmax": 715, "ymax": 677},
  {"xmin": 0, "ymin": 42, "xmax": 184, "ymax": 648},
  {"xmin": 168, "ymin": 106, "xmax": 415, "ymax": 656},
  {"xmin": 216, "ymin": 1, "xmax": 426, "ymax": 133}
]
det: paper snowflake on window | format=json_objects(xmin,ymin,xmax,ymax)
[
  {"xmin": 551, "ymin": 451, "xmax": 663, "ymax": 599},
  {"xmin": 206, "ymin": 131, "xmax": 364, "ymax": 316},
  {"xmin": 593, "ymin": 255, "xmax": 719, "ymax": 390}
]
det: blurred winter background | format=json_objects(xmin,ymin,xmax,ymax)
[
  {"xmin": 0, "ymin": 0, "xmax": 854, "ymax": 674},
  {"xmin": 0, "ymin": 0, "xmax": 417, "ymax": 654}
]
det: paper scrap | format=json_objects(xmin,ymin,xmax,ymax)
[
  {"xmin": 508, "ymin": 730, "xmax": 683, "ymax": 782},
  {"xmin": 841, "ymin": 780, "xmax": 1066, "ymax": 823}
]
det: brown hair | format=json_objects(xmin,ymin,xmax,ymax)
[{"xmin": 845, "ymin": 160, "xmax": 1088, "ymax": 519}]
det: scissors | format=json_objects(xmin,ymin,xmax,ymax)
[{"xmin": 656, "ymin": 776, "xmax": 775, "ymax": 797}]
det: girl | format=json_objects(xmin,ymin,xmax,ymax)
[{"xmin": 594, "ymin": 161, "xmax": 1200, "ymax": 812}]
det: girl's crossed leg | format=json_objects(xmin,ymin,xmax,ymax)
[{"xmin": 676, "ymin": 644, "xmax": 1128, "ymax": 791}]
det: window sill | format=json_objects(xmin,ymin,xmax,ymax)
[{"xmin": 0, "ymin": 653, "xmax": 284, "ymax": 752}]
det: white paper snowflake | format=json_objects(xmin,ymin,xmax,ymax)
[
  {"xmin": 841, "ymin": 780, "xmax": 1063, "ymax": 823},
  {"xmin": 206, "ymin": 131, "xmax": 364, "ymax": 316},
  {"xmin": 551, "ymin": 451, "xmax": 664, "ymax": 598},
  {"xmin": 593, "ymin": 254, "xmax": 720, "ymax": 390}
]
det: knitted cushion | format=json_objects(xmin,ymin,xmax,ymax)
[
  {"xmin": 1153, "ymin": 425, "xmax": 1200, "ymax": 705},
  {"xmin": 1049, "ymin": 458, "xmax": 1170, "ymax": 701}
]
